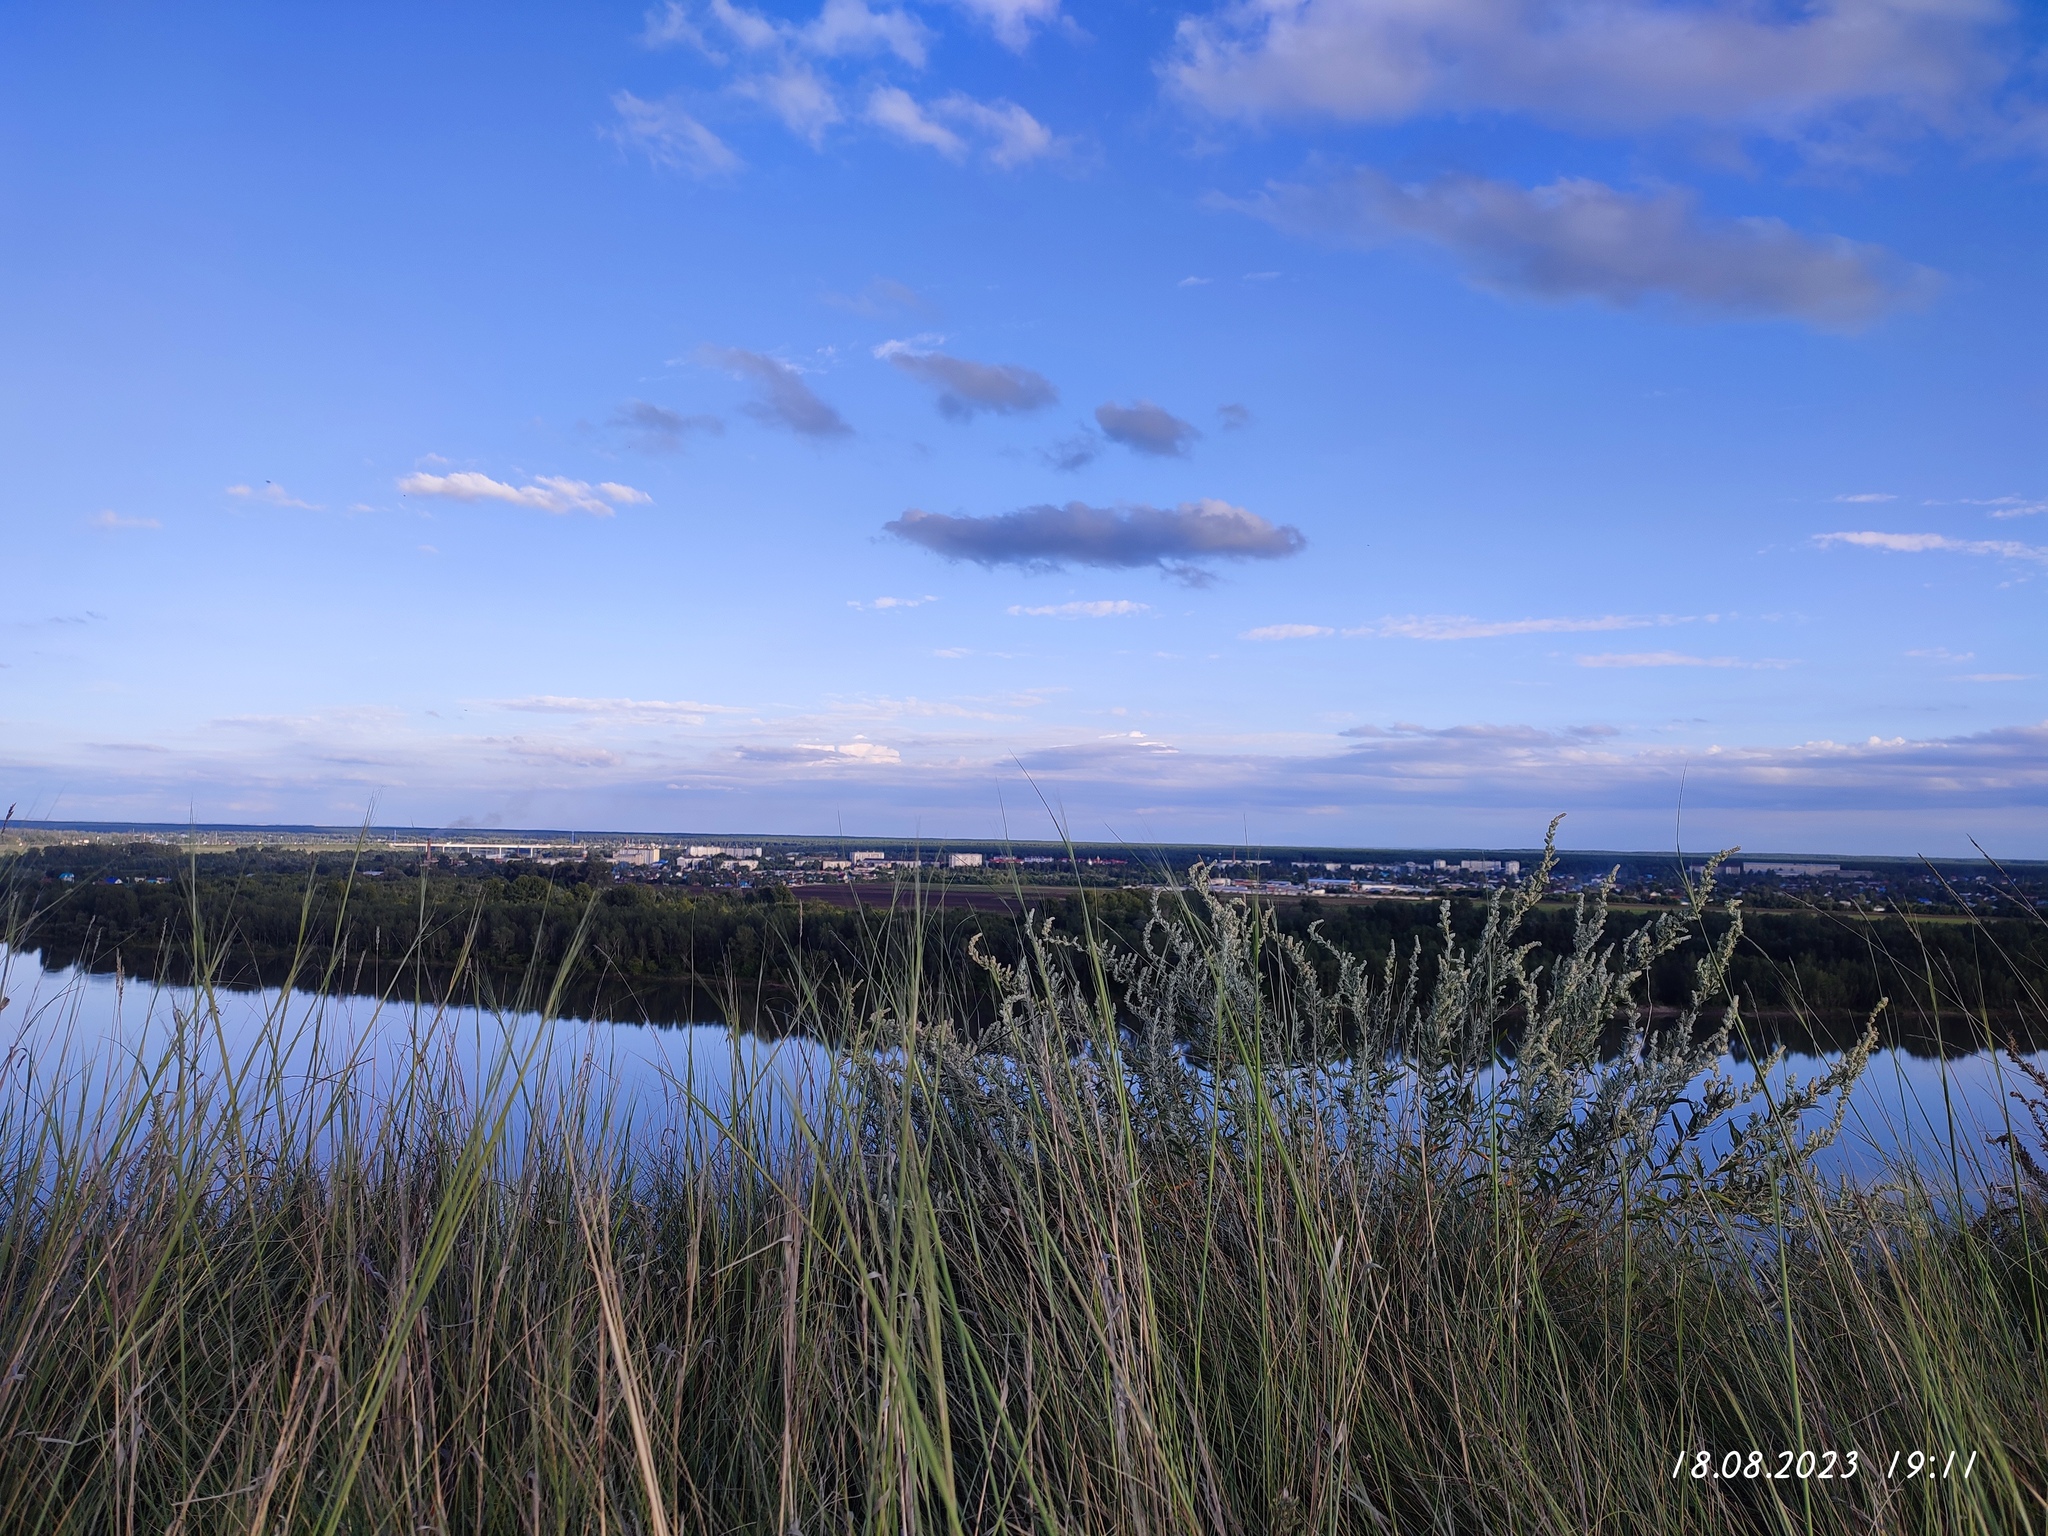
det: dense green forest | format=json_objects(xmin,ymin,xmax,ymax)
[{"xmin": 8, "ymin": 843, "xmax": 2045, "ymax": 1052}]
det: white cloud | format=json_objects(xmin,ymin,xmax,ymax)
[
  {"xmin": 641, "ymin": 1, "xmax": 714, "ymax": 52},
  {"xmin": 1352, "ymin": 612, "xmax": 1680, "ymax": 640},
  {"xmin": 607, "ymin": 91, "xmax": 740, "ymax": 175},
  {"xmin": 1240, "ymin": 169, "xmax": 1937, "ymax": 329},
  {"xmin": 865, "ymin": 86, "xmax": 968, "ymax": 157},
  {"xmin": 1816, "ymin": 530, "xmax": 2048, "ymax": 563},
  {"xmin": 1961, "ymin": 672, "xmax": 2033, "ymax": 683},
  {"xmin": 640, "ymin": 4, "xmax": 1054, "ymax": 160},
  {"xmin": 850, "ymin": 594, "xmax": 938, "ymax": 609},
  {"xmin": 871, "ymin": 332, "xmax": 947, "ymax": 359},
  {"xmin": 91, "ymin": 511, "xmax": 160, "ymax": 530},
  {"xmin": 864, "ymin": 87, "xmax": 1056, "ymax": 165},
  {"xmin": 1165, "ymin": 0, "xmax": 2016, "ymax": 142},
  {"xmin": 802, "ymin": 0, "xmax": 929, "ymax": 63},
  {"xmin": 226, "ymin": 482, "xmax": 320, "ymax": 509},
  {"xmin": 397, "ymin": 471, "xmax": 650, "ymax": 517},
  {"xmin": 949, "ymin": 0, "xmax": 1065, "ymax": 50},
  {"xmin": 1241, "ymin": 623, "xmax": 1334, "ymax": 640},
  {"xmin": 935, "ymin": 93, "xmax": 1055, "ymax": 166},
  {"xmin": 687, "ymin": 0, "xmax": 929, "ymax": 64},
  {"xmin": 1906, "ymin": 647, "xmax": 1975, "ymax": 661},
  {"xmin": 798, "ymin": 739, "xmax": 902, "ymax": 762},
  {"xmin": 734, "ymin": 65, "xmax": 842, "ymax": 142},
  {"xmin": 704, "ymin": 0, "xmax": 783, "ymax": 51},
  {"xmin": 1576, "ymin": 651, "xmax": 1791, "ymax": 669},
  {"xmin": 1834, "ymin": 491, "xmax": 1896, "ymax": 502},
  {"xmin": 1009, "ymin": 600, "xmax": 1151, "ymax": 618}
]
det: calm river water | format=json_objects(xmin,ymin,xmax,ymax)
[{"xmin": 2, "ymin": 948, "xmax": 2040, "ymax": 1189}]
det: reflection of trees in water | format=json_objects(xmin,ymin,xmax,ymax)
[
  {"xmin": 19, "ymin": 856, "xmax": 2045, "ymax": 1058},
  {"xmin": 33, "ymin": 940, "xmax": 2046, "ymax": 1060}
]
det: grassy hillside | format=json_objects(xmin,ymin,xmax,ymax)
[{"xmin": 0, "ymin": 838, "xmax": 2043, "ymax": 1531}]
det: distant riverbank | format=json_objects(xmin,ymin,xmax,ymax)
[{"xmin": 13, "ymin": 848, "xmax": 2046, "ymax": 1054}]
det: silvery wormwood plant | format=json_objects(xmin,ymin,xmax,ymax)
[{"xmin": 912, "ymin": 822, "xmax": 1876, "ymax": 1226}]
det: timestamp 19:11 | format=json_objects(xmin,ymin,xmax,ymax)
[{"xmin": 1671, "ymin": 1450, "xmax": 1979, "ymax": 1481}]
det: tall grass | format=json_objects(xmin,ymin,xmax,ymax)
[{"xmin": 0, "ymin": 833, "xmax": 2042, "ymax": 1533}]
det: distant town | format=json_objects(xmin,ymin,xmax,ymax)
[{"xmin": 6, "ymin": 821, "xmax": 2042, "ymax": 918}]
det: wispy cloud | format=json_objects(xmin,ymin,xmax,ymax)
[
  {"xmin": 1042, "ymin": 432, "xmax": 1100, "ymax": 472},
  {"xmin": 1009, "ymin": 600, "xmax": 1150, "ymax": 618},
  {"xmin": 864, "ymin": 86, "xmax": 966, "ymax": 155},
  {"xmin": 1354, "ymin": 613, "xmax": 1681, "ymax": 640},
  {"xmin": 1906, "ymin": 647, "xmax": 1975, "ymax": 661},
  {"xmin": 1834, "ymin": 491, "xmax": 1896, "ymax": 503},
  {"xmin": 934, "ymin": 93, "xmax": 1056, "ymax": 166},
  {"xmin": 880, "ymin": 347, "xmax": 1057, "ymax": 418},
  {"xmin": 698, "ymin": 346, "xmax": 852, "ymax": 437},
  {"xmin": 733, "ymin": 64, "xmax": 843, "ymax": 142},
  {"xmin": 1242, "ymin": 623, "xmax": 1334, "ymax": 640},
  {"xmin": 797, "ymin": 0, "xmax": 928, "ymax": 63},
  {"xmin": 607, "ymin": 91, "xmax": 740, "ymax": 175},
  {"xmin": 90, "ymin": 511, "xmax": 160, "ymax": 530},
  {"xmin": 227, "ymin": 482, "xmax": 320, "ymax": 509},
  {"xmin": 1576, "ymin": 651, "xmax": 1791, "ymax": 669},
  {"xmin": 1216, "ymin": 402, "xmax": 1253, "ymax": 430},
  {"xmin": 886, "ymin": 498, "xmax": 1305, "ymax": 581},
  {"xmin": 397, "ymin": 472, "xmax": 651, "ymax": 516},
  {"xmin": 1961, "ymin": 672, "xmax": 2033, "ymax": 683},
  {"xmin": 22, "ymin": 710, "xmax": 2048, "ymax": 852},
  {"xmin": 1956, "ymin": 495, "xmax": 2048, "ymax": 520},
  {"xmin": 864, "ymin": 87, "xmax": 1056, "ymax": 165},
  {"xmin": 849, "ymin": 594, "xmax": 938, "ymax": 609},
  {"xmin": 493, "ymin": 695, "xmax": 742, "ymax": 723},
  {"xmin": 1095, "ymin": 400, "xmax": 1200, "ymax": 457},
  {"xmin": 949, "ymin": 0, "xmax": 1065, "ymax": 50},
  {"xmin": 822, "ymin": 277, "xmax": 929, "ymax": 316},
  {"xmin": 1239, "ymin": 169, "xmax": 1937, "ymax": 329},
  {"xmin": 612, "ymin": 400, "xmax": 724, "ymax": 453},
  {"xmin": 1816, "ymin": 530, "xmax": 2048, "ymax": 564},
  {"xmin": 655, "ymin": 0, "xmax": 930, "ymax": 65},
  {"xmin": 641, "ymin": 0, "xmax": 715, "ymax": 52}
]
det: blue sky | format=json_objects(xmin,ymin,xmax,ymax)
[{"xmin": 3, "ymin": 0, "xmax": 2045, "ymax": 853}]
